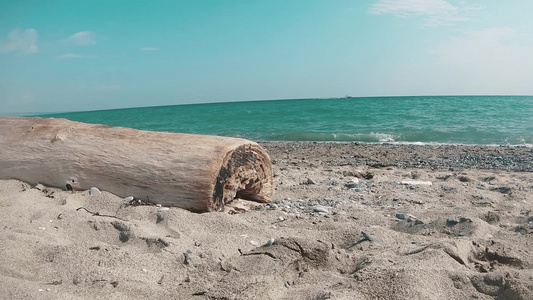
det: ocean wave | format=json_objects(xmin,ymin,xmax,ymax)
[
  {"xmin": 256, "ymin": 130, "xmax": 533, "ymax": 146},
  {"xmin": 263, "ymin": 131, "xmax": 398, "ymax": 142},
  {"xmin": 370, "ymin": 132, "xmax": 396, "ymax": 142}
]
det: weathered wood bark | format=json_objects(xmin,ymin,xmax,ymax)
[{"xmin": 0, "ymin": 117, "xmax": 273, "ymax": 212}]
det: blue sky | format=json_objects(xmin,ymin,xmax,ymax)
[{"xmin": 1, "ymin": 0, "xmax": 533, "ymax": 114}]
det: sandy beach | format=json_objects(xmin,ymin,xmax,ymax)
[{"xmin": 1, "ymin": 142, "xmax": 532, "ymax": 299}]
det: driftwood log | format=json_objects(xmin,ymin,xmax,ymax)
[{"xmin": 0, "ymin": 117, "xmax": 273, "ymax": 212}]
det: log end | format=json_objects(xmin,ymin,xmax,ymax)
[{"xmin": 211, "ymin": 143, "xmax": 273, "ymax": 211}]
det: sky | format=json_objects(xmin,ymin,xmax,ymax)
[{"xmin": 1, "ymin": 0, "xmax": 533, "ymax": 114}]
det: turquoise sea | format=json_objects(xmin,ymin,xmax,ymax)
[{"xmin": 38, "ymin": 96, "xmax": 533, "ymax": 146}]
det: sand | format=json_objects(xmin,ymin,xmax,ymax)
[{"xmin": 1, "ymin": 142, "xmax": 532, "ymax": 299}]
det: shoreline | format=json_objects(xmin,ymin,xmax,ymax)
[
  {"xmin": 257, "ymin": 140, "xmax": 533, "ymax": 148},
  {"xmin": 260, "ymin": 141, "xmax": 533, "ymax": 172}
]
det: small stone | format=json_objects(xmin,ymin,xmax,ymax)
[
  {"xmin": 306, "ymin": 178, "xmax": 316, "ymax": 185},
  {"xmin": 313, "ymin": 206, "xmax": 329, "ymax": 214},
  {"xmin": 123, "ymin": 196, "xmax": 135, "ymax": 204},
  {"xmin": 183, "ymin": 250, "xmax": 192, "ymax": 265},
  {"xmin": 457, "ymin": 176, "xmax": 471, "ymax": 182},
  {"xmin": 361, "ymin": 231, "xmax": 375, "ymax": 242},
  {"xmin": 158, "ymin": 207, "xmax": 170, "ymax": 212},
  {"xmin": 89, "ymin": 187, "xmax": 101, "ymax": 196},
  {"xmin": 345, "ymin": 181, "xmax": 363, "ymax": 189},
  {"xmin": 268, "ymin": 203, "xmax": 278, "ymax": 209},
  {"xmin": 446, "ymin": 217, "xmax": 459, "ymax": 226},
  {"xmin": 401, "ymin": 180, "xmax": 432, "ymax": 186},
  {"xmin": 490, "ymin": 187, "xmax": 512, "ymax": 194},
  {"xmin": 266, "ymin": 238, "xmax": 275, "ymax": 246},
  {"xmin": 485, "ymin": 212, "xmax": 500, "ymax": 224},
  {"xmin": 395, "ymin": 213, "xmax": 407, "ymax": 220}
]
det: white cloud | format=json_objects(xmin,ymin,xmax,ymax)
[
  {"xmin": 0, "ymin": 28, "xmax": 38, "ymax": 54},
  {"xmin": 140, "ymin": 47, "xmax": 158, "ymax": 51},
  {"xmin": 369, "ymin": 0, "xmax": 466, "ymax": 26},
  {"xmin": 433, "ymin": 27, "xmax": 520, "ymax": 65},
  {"xmin": 430, "ymin": 27, "xmax": 533, "ymax": 94},
  {"xmin": 65, "ymin": 31, "xmax": 96, "ymax": 45}
]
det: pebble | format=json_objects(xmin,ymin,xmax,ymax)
[
  {"xmin": 313, "ymin": 206, "xmax": 329, "ymax": 214},
  {"xmin": 158, "ymin": 207, "xmax": 170, "ymax": 212},
  {"xmin": 485, "ymin": 212, "xmax": 500, "ymax": 224},
  {"xmin": 183, "ymin": 250, "xmax": 192, "ymax": 265},
  {"xmin": 34, "ymin": 184, "xmax": 46, "ymax": 191},
  {"xmin": 395, "ymin": 213, "xmax": 409, "ymax": 220},
  {"xmin": 266, "ymin": 238, "xmax": 275, "ymax": 246},
  {"xmin": 401, "ymin": 180, "xmax": 432, "ymax": 186},
  {"xmin": 123, "ymin": 196, "xmax": 135, "ymax": 204},
  {"xmin": 446, "ymin": 217, "xmax": 459, "ymax": 226},
  {"xmin": 89, "ymin": 187, "xmax": 101, "ymax": 196},
  {"xmin": 490, "ymin": 187, "xmax": 512, "ymax": 194},
  {"xmin": 361, "ymin": 231, "xmax": 375, "ymax": 242},
  {"xmin": 345, "ymin": 181, "xmax": 365, "ymax": 190}
]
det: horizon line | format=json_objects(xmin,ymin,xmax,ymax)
[{"xmin": 6, "ymin": 94, "xmax": 533, "ymax": 117}]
